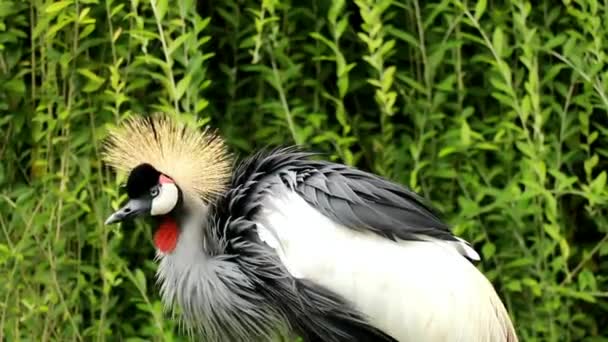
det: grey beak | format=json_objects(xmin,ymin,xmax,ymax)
[{"xmin": 105, "ymin": 198, "xmax": 152, "ymax": 225}]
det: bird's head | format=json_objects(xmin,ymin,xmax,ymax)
[
  {"xmin": 102, "ymin": 114, "xmax": 232, "ymax": 254},
  {"xmin": 104, "ymin": 163, "xmax": 182, "ymax": 225}
]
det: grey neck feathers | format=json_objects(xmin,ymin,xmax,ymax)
[{"xmin": 154, "ymin": 191, "xmax": 289, "ymax": 341}]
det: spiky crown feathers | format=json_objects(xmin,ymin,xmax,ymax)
[{"xmin": 102, "ymin": 114, "xmax": 233, "ymax": 201}]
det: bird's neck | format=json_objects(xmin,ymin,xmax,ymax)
[{"xmin": 157, "ymin": 190, "xmax": 216, "ymax": 261}]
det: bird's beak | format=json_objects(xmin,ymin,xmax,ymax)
[{"xmin": 105, "ymin": 198, "xmax": 151, "ymax": 225}]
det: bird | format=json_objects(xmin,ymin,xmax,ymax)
[{"xmin": 103, "ymin": 114, "xmax": 518, "ymax": 342}]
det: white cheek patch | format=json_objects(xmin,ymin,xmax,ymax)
[{"xmin": 151, "ymin": 183, "xmax": 179, "ymax": 215}]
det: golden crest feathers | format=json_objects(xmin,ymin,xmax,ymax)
[{"xmin": 102, "ymin": 114, "xmax": 233, "ymax": 201}]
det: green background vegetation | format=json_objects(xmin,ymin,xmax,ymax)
[{"xmin": 1, "ymin": 0, "xmax": 607, "ymax": 341}]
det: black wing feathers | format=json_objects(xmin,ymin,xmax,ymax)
[
  {"xmin": 297, "ymin": 168, "xmax": 447, "ymax": 241},
  {"xmin": 249, "ymin": 146, "xmax": 455, "ymax": 242}
]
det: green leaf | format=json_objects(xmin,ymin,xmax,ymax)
[
  {"xmin": 154, "ymin": 0, "xmax": 168, "ymax": 22},
  {"xmin": 590, "ymin": 171, "xmax": 607, "ymax": 195},
  {"xmin": 551, "ymin": 286, "xmax": 596, "ymax": 303},
  {"xmin": 381, "ymin": 66, "xmax": 395, "ymax": 92},
  {"xmin": 543, "ymin": 224, "xmax": 561, "ymax": 241},
  {"xmin": 379, "ymin": 39, "xmax": 396, "ymax": 57},
  {"xmin": 79, "ymin": 24, "xmax": 96, "ymax": 40},
  {"xmin": 438, "ymin": 147, "xmax": 458, "ymax": 158},
  {"xmin": 328, "ymin": 0, "xmax": 345, "ymax": 24},
  {"xmin": 337, "ymin": 74, "xmax": 350, "ymax": 98},
  {"xmin": 335, "ymin": 17, "xmax": 349, "ymax": 38},
  {"xmin": 310, "ymin": 32, "xmax": 338, "ymax": 54},
  {"xmin": 174, "ymin": 74, "xmax": 192, "ymax": 101},
  {"xmin": 506, "ymin": 280, "xmax": 522, "ymax": 292},
  {"xmin": 168, "ymin": 33, "xmax": 191, "ymax": 56},
  {"xmin": 492, "ymin": 27, "xmax": 504, "ymax": 57},
  {"xmin": 585, "ymin": 154, "xmax": 599, "ymax": 177},
  {"xmin": 396, "ymin": 73, "xmax": 427, "ymax": 94},
  {"xmin": 522, "ymin": 278, "xmax": 542, "ymax": 297},
  {"xmin": 578, "ymin": 270, "xmax": 597, "ymax": 291},
  {"xmin": 386, "ymin": 26, "xmax": 419, "ymax": 48},
  {"xmin": 46, "ymin": 1, "xmax": 72, "ymax": 13},
  {"xmin": 3, "ymin": 78, "xmax": 25, "ymax": 94},
  {"xmin": 195, "ymin": 99, "xmax": 209, "ymax": 113},
  {"xmin": 461, "ymin": 120, "xmax": 471, "ymax": 146},
  {"xmin": 559, "ymin": 238, "xmax": 570, "ymax": 260},
  {"xmin": 77, "ymin": 68, "xmax": 105, "ymax": 92},
  {"xmin": 134, "ymin": 269, "xmax": 147, "ymax": 293},
  {"xmin": 110, "ymin": 4, "xmax": 125, "ymax": 18},
  {"xmin": 474, "ymin": 0, "xmax": 487, "ymax": 20},
  {"xmin": 482, "ymin": 242, "xmax": 496, "ymax": 259}
]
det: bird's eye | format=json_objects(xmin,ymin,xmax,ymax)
[{"xmin": 150, "ymin": 186, "xmax": 160, "ymax": 197}]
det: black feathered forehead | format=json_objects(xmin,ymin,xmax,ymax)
[{"xmin": 126, "ymin": 163, "xmax": 161, "ymax": 198}]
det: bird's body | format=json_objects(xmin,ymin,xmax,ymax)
[
  {"xmin": 103, "ymin": 115, "xmax": 518, "ymax": 342},
  {"xmin": 257, "ymin": 189, "xmax": 511, "ymax": 342}
]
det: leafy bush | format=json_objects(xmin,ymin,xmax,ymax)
[{"xmin": 0, "ymin": 0, "xmax": 607, "ymax": 341}]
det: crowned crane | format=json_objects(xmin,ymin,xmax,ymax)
[{"xmin": 103, "ymin": 114, "xmax": 518, "ymax": 342}]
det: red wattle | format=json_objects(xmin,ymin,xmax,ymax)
[{"xmin": 154, "ymin": 217, "xmax": 179, "ymax": 253}]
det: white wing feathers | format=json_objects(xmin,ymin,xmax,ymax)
[{"xmin": 254, "ymin": 188, "xmax": 517, "ymax": 342}]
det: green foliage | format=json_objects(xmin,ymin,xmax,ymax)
[{"xmin": 1, "ymin": 0, "xmax": 607, "ymax": 341}]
